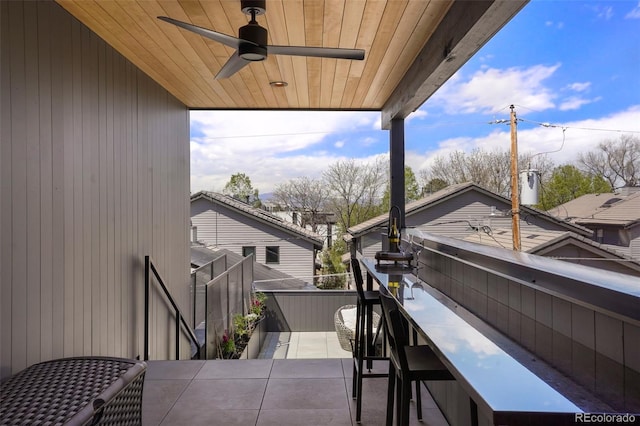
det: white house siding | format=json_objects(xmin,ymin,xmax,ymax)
[
  {"xmin": 1, "ymin": 1, "xmax": 190, "ymax": 380},
  {"xmin": 191, "ymin": 199, "xmax": 316, "ymax": 279},
  {"xmin": 358, "ymin": 190, "xmax": 585, "ymax": 257}
]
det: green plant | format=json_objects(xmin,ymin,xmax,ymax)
[
  {"xmin": 250, "ymin": 292, "xmax": 266, "ymax": 316},
  {"xmin": 233, "ymin": 314, "xmax": 250, "ymax": 338},
  {"xmin": 220, "ymin": 329, "xmax": 236, "ymax": 358}
]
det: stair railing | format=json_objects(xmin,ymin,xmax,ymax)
[{"xmin": 144, "ymin": 255, "xmax": 202, "ymax": 360}]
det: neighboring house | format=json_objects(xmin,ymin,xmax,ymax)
[
  {"xmin": 347, "ymin": 182, "xmax": 593, "ymax": 259},
  {"xmin": 464, "ymin": 228, "xmax": 640, "ymax": 277},
  {"xmin": 548, "ymin": 187, "xmax": 640, "ymax": 260},
  {"xmin": 191, "ymin": 192, "xmax": 323, "ymax": 279},
  {"xmin": 262, "ymin": 204, "xmax": 338, "ymax": 249},
  {"xmin": 191, "ymin": 244, "xmax": 317, "ymax": 291}
]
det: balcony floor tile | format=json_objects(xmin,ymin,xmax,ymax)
[{"xmin": 143, "ymin": 359, "xmax": 447, "ymax": 425}]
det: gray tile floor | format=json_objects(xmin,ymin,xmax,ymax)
[
  {"xmin": 142, "ymin": 358, "xmax": 450, "ymax": 425},
  {"xmin": 259, "ymin": 332, "xmax": 352, "ymax": 359}
]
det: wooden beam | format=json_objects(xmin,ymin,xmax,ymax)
[{"xmin": 380, "ymin": 0, "xmax": 527, "ymax": 129}]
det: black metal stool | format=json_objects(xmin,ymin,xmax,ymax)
[
  {"xmin": 379, "ymin": 291, "xmax": 454, "ymax": 426},
  {"xmin": 351, "ymin": 257, "xmax": 387, "ymax": 423}
]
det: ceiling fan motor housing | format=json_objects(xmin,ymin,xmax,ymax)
[
  {"xmin": 239, "ymin": 23, "xmax": 268, "ymax": 61},
  {"xmin": 241, "ymin": 0, "xmax": 266, "ymax": 16}
]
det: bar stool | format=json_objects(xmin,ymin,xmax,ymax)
[
  {"xmin": 379, "ymin": 290, "xmax": 454, "ymax": 426},
  {"xmin": 351, "ymin": 257, "xmax": 387, "ymax": 423}
]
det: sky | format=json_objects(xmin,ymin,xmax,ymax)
[{"xmin": 190, "ymin": 0, "xmax": 640, "ymax": 195}]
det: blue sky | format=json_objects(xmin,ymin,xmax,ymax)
[{"xmin": 190, "ymin": 1, "xmax": 640, "ymax": 194}]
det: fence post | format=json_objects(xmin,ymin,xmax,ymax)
[
  {"xmin": 192, "ymin": 273, "xmax": 197, "ymax": 329},
  {"xmin": 176, "ymin": 310, "xmax": 181, "ymax": 360}
]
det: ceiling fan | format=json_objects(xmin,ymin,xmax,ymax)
[{"xmin": 158, "ymin": 0, "xmax": 365, "ymax": 79}]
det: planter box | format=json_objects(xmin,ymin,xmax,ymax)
[{"xmin": 239, "ymin": 317, "xmax": 267, "ymax": 359}]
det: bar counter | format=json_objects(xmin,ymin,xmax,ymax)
[{"xmin": 361, "ymin": 257, "xmax": 582, "ymax": 425}]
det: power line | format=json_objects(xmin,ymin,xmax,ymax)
[{"xmin": 518, "ymin": 117, "xmax": 640, "ymax": 135}]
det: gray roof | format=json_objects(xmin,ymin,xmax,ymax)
[
  {"xmin": 347, "ymin": 182, "xmax": 591, "ymax": 238},
  {"xmin": 463, "ymin": 228, "xmax": 640, "ymax": 273},
  {"xmin": 191, "ymin": 191, "xmax": 324, "ymax": 247},
  {"xmin": 464, "ymin": 228, "xmax": 569, "ymax": 252},
  {"xmin": 190, "ymin": 245, "xmax": 317, "ymax": 290},
  {"xmin": 549, "ymin": 190, "xmax": 640, "ymax": 228}
]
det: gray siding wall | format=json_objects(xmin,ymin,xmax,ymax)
[
  {"xmin": 191, "ymin": 198, "xmax": 316, "ymax": 278},
  {"xmin": 262, "ymin": 291, "xmax": 358, "ymax": 332},
  {"xmin": 1, "ymin": 1, "xmax": 190, "ymax": 380},
  {"xmin": 417, "ymin": 236, "xmax": 640, "ymax": 416},
  {"xmin": 359, "ymin": 190, "xmax": 581, "ymax": 256}
]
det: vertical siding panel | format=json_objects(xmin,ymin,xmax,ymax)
[
  {"xmin": 0, "ymin": 0, "xmax": 13, "ymax": 376},
  {"xmin": 24, "ymin": 0, "xmax": 43, "ymax": 368},
  {"xmin": 113, "ymin": 53, "xmax": 124, "ymax": 357},
  {"xmin": 61, "ymin": 6, "xmax": 75, "ymax": 358},
  {"xmin": 37, "ymin": 1, "xmax": 54, "ymax": 362},
  {"xmin": 124, "ymin": 60, "xmax": 134, "ymax": 357},
  {"xmin": 50, "ymin": 1, "xmax": 65, "ymax": 360},
  {"xmin": 9, "ymin": 1, "xmax": 29, "ymax": 374},
  {"xmin": 105, "ymin": 46, "xmax": 116, "ymax": 356},
  {"xmin": 97, "ymin": 38, "xmax": 108, "ymax": 355},
  {"xmin": 71, "ymin": 17, "xmax": 85, "ymax": 356},
  {"xmin": 81, "ymin": 26, "xmax": 99, "ymax": 356},
  {"xmin": 135, "ymin": 74, "xmax": 144, "ymax": 357}
]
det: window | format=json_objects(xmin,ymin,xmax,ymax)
[
  {"xmin": 266, "ymin": 246, "xmax": 280, "ymax": 264},
  {"xmin": 596, "ymin": 229, "xmax": 603, "ymax": 243},
  {"xmin": 242, "ymin": 246, "xmax": 256, "ymax": 260}
]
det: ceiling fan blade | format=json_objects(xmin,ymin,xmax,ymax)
[
  {"xmin": 157, "ymin": 16, "xmax": 245, "ymax": 49},
  {"xmin": 215, "ymin": 52, "xmax": 250, "ymax": 79},
  {"xmin": 268, "ymin": 45, "xmax": 365, "ymax": 60}
]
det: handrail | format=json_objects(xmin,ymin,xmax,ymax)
[{"xmin": 144, "ymin": 255, "xmax": 202, "ymax": 360}]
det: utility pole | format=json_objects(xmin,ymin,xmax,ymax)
[{"xmin": 510, "ymin": 105, "xmax": 521, "ymax": 251}]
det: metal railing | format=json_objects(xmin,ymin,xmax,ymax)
[
  {"xmin": 203, "ymin": 256, "xmax": 254, "ymax": 358},
  {"xmin": 191, "ymin": 255, "xmax": 228, "ymax": 329},
  {"xmin": 144, "ymin": 255, "xmax": 202, "ymax": 360}
]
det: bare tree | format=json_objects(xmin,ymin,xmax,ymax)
[
  {"xmin": 420, "ymin": 148, "xmax": 553, "ymax": 197},
  {"xmin": 579, "ymin": 134, "xmax": 640, "ymax": 188},
  {"xmin": 272, "ymin": 177, "xmax": 330, "ymax": 233},
  {"xmin": 323, "ymin": 157, "xmax": 386, "ymax": 231}
]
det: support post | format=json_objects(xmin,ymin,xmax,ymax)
[
  {"xmin": 390, "ymin": 118, "xmax": 406, "ymax": 228},
  {"xmin": 510, "ymin": 105, "xmax": 521, "ymax": 251}
]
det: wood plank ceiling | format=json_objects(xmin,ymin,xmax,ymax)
[{"xmin": 55, "ymin": 0, "xmax": 525, "ymax": 116}]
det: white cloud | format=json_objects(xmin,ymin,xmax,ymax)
[
  {"xmin": 566, "ymin": 82, "xmax": 591, "ymax": 92},
  {"xmin": 407, "ymin": 109, "xmax": 428, "ymax": 122},
  {"xmin": 599, "ymin": 6, "xmax": 614, "ymax": 20},
  {"xmin": 545, "ymin": 20, "xmax": 564, "ymax": 29},
  {"xmin": 559, "ymin": 96, "xmax": 601, "ymax": 111},
  {"xmin": 626, "ymin": 2, "xmax": 640, "ymax": 18},
  {"xmin": 190, "ymin": 110, "xmax": 379, "ymax": 193},
  {"xmin": 405, "ymin": 106, "xmax": 640, "ymax": 174},
  {"xmin": 430, "ymin": 64, "xmax": 561, "ymax": 114}
]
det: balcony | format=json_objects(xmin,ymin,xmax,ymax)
[
  {"xmin": 143, "ymin": 232, "xmax": 638, "ymax": 425},
  {"xmin": 142, "ymin": 359, "xmax": 448, "ymax": 426}
]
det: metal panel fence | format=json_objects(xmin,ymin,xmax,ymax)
[
  {"xmin": 204, "ymin": 257, "xmax": 254, "ymax": 359},
  {"xmin": 191, "ymin": 255, "xmax": 227, "ymax": 329}
]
